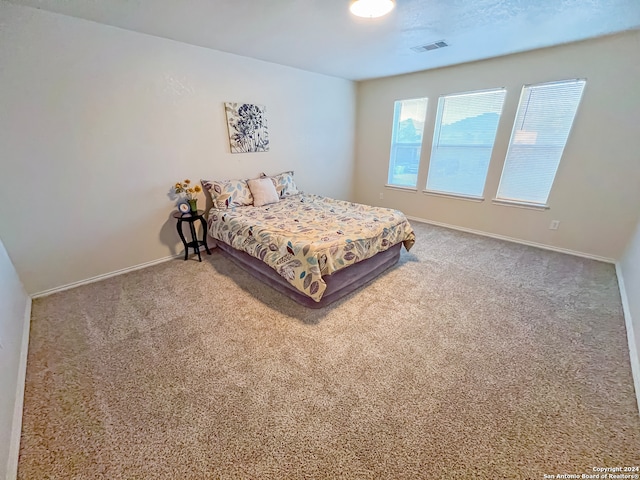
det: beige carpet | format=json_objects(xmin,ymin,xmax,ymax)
[{"xmin": 19, "ymin": 222, "xmax": 640, "ymax": 479}]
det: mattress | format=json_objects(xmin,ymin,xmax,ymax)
[{"xmin": 207, "ymin": 194, "xmax": 415, "ymax": 303}]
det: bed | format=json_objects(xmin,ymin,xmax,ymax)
[{"xmin": 203, "ymin": 172, "xmax": 415, "ymax": 308}]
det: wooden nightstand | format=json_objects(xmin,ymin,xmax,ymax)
[{"xmin": 172, "ymin": 210, "xmax": 211, "ymax": 262}]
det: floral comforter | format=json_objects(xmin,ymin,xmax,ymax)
[{"xmin": 207, "ymin": 194, "xmax": 415, "ymax": 302}]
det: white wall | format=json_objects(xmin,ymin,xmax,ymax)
[
  {"xmin": 0, "ymin": 237, "xmax": 31, "ymax": 480},
  {"xmin": 620, "ymin": 219, "xmax": 640, "ymax": 411},
  {"xmin": 0, "ymin": 1, "xmax": 356, "ymax": 294},
  {"xmin": 354, "ymin": 30, "xmax": 640, "ymax": 260}
]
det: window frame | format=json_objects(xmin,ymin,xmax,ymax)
[
  {"xmin": 424, "ymin": 87, "xmax": 507, "ymax": 200},
  {"xmin": 386, "ymin": 97, "xmax": 429, "ymax": 189},
  {"xmin": 494, "ymin": 78, "xmax": 586, "ymax": 208}
]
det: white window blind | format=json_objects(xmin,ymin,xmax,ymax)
[
  {"xmin": 387, "ymin": 97, "xmax": 428, "ymax": 188},
  {"xmin": 426, "ymin": 88, "xmax": 506, "ymax": 197},
  {"xmin": 496, "ymin": 79, "xmax": 586, "ymax": 205}
]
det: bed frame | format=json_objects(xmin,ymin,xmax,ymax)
[{"xmin": 213, "ymin": 239, "xmax": 402, "ymax": 308}]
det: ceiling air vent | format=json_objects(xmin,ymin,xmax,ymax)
[{"xmin": 411, "ymin": 40, "xmax": 449, "ymax": 53}]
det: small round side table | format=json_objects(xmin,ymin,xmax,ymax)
[{"xmin": 172, "ymin": 210, "xmax": 211, "ymax": 262}]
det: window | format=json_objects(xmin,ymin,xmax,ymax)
[
  {"xmin": 387, "ymin": 97, "xmax": 428, "ymax": 188},
  {"xmin": 496, "ymin": 79, "xmax": 586, "ymax": 206},
  {"xmin": 426, "ymin": 88, "xmax": 506, "ymax": 198}
]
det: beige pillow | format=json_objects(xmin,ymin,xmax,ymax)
[
  {"xmin": 201, "ymin": 178, "xmax": 253, "ymax": 209},
  {"xmin": 248, "ymin": 177, "xmax": 280, "ymax": 207}
]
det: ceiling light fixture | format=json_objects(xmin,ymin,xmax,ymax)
[{"xmin": 349, "ymin": 0, "xmax": 395, "ymax": 18}]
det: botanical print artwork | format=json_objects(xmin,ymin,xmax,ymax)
[{"xmin": 224, "ymin": 103, "xmax": 270, "ymax": 153}]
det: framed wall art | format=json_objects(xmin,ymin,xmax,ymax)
[{"xmin": 224, "ymin": 102, "xmax": 270, "ymax": 153}]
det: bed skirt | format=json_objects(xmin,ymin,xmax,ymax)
[{"xmin": 213, "ymin": 239, "xmax": 402, "ymax": 308}]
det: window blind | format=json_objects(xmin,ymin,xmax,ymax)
[
  {"xmin": 426, "ymin": 89, "xmax": 506, "ymax": 197},
  {"xmin": 496, "ymin": 79, "xmax": 586, "ymax": 205}
]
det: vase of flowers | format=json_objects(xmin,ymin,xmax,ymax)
[{"xmin": 173, "ymin": 179, "xmax": 202, "ymax": 212}]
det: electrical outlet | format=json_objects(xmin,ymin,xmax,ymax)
[
  {"xmin": 549, "ymin": 220, "xmax": 560, "ymax": 230},
  {"xmin": 379, "ymin": 192, "xmax": 384, "ymax": 200}
]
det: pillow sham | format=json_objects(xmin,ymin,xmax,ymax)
[
  {"xmin": 262, "ymin": 170, "xmax": 299, "ymax": 197},
  {"xmin": 201, "ymin": 178, "xmax": 253, "ymax": 209},
  {"xmin": 247, "ymin": 177, "xmax": 280, "ymax": 207}
]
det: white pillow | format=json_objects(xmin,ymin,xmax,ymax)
[{"xmin": 248, "ymin": 177, "xmax": 280, "ymax": 207}]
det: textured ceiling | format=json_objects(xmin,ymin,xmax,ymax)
[{"xmin": 5, "ymin": 0, "xmax": 640, "ymax": 80}]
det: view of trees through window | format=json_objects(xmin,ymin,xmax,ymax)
[
  {"xmin": 426, "ymin": 89, "xmax": 506, "ymax": 197},
  {"xmin": 387, "ymin": 98, "xmax": 428, "ymax": 187}
]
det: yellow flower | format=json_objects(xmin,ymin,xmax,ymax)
[{"xmin": 172, "ymin": 178, "xmax": 200, "ymax": 202}]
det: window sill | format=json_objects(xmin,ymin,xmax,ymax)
[
  {"xmin": 491, "ymin": 199, "xmax": 549, "ymax": 210},
  {"xmin": 385, "ymin": 184, "xmax": 418, "ymax": 192},
  {"xmin": 422, "ymin": 190, "xmax": 484, "ymax": 202}
]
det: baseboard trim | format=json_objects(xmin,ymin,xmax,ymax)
[
  {"xmin": 406, "ymin": 216, "xmax": 616, "ymax": 264},
  {"xmin": 31, "ymin": 254, "xmax": 181, "ymax": 298},
  {"xmin": 615, "ymin": 263, "xmax": 640, "ymax": 417},
  {"xmin": 6, "ymin": 298, "xmax": 32, "ymax": 480},
  {"xmin": 32, "ymin": 243, "xmax": 215, "ymax": 299}
]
